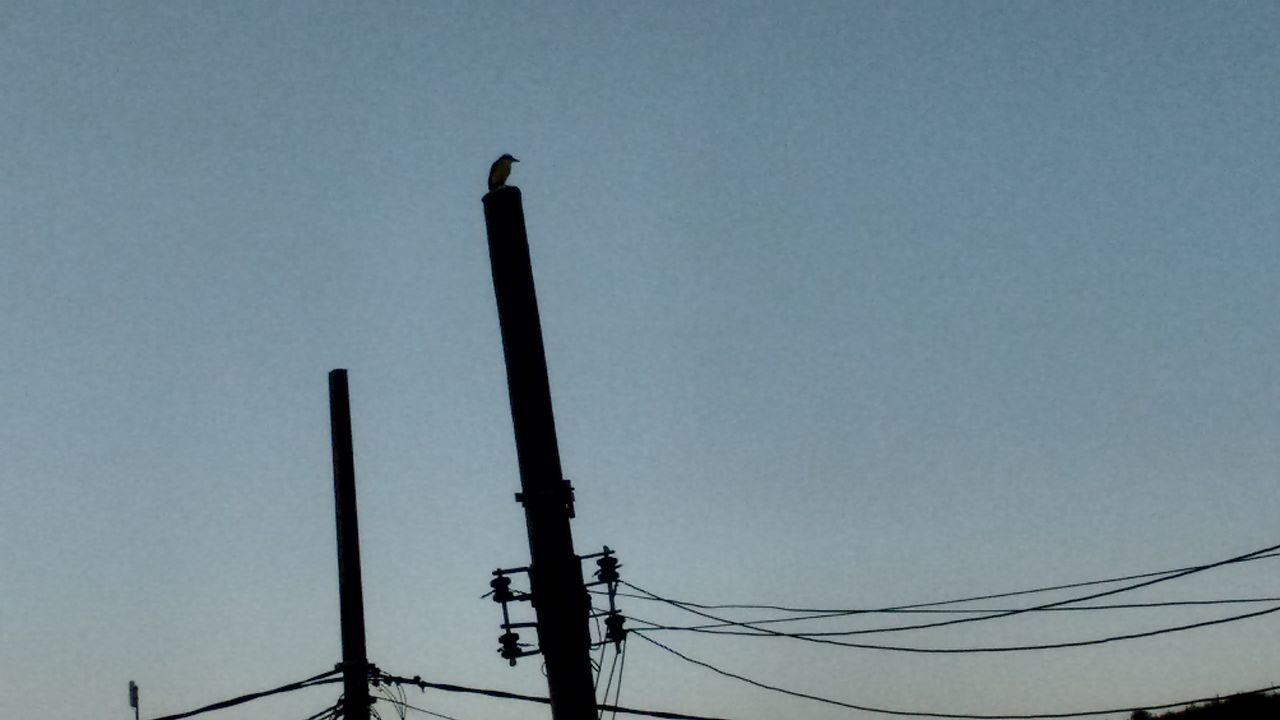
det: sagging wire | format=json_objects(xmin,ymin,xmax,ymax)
[
  {"xmin": 372, "ymin": 670, "xmax": 467, "ymax": 720},
  {"xmin": 611, "ymin": 545, "xmax": 1280, "ymax": 618},
  {"xmin": 597, "ymin": 591, "xmax": 1280, "ymax": 633},
  {"xmin": 149, "ymin": 668, "xmax": 343, "ymax": 720},
  {"xmin": 632, "ymin": 630, "xmax": 1280, "ymax": 719},
  {"xmin": 373, "ymin": 679, "xmax": 409, "ymax": 720},
  {"xmin": 623, "ymin": 582, "xmax": 1280, "ymax": 653}
]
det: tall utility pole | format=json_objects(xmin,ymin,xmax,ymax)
[
  {"xmin": 329, "ymin": 369, "xmax": 371, "ymax": 720},
  {"xmin": 482, "ymin": 185, "xmax": 598, "ymax": 720}
]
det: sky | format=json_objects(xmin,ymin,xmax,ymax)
[{"xmin": 2, "ymin": 2, "xmax": 1278, "ymax": 719}]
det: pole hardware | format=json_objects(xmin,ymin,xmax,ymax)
[
  {"xmin": 514, "ymin": 477, "xmax": 576, "ymax": 518},
  {"xmin": 583, "ymin": 547, "xmax": 626, "ymax": 650},
  {"xmin": 488, "ymin": 568, "xmax": 541, "ymax": 666},
  {"xmin": 576, "ymin": 548, "xmax": 615, "ymax": 561},
  {"xmin": 603, "ymin": 611, "xmax": 627, "ymax": 650},
  {"xmin": 498, "ymin": 631, "xmax": 542, "ymax": 666},
  {"xmin": 492, "ymin": 574, "xmax": 515, "ymax": 603},
  {"xmin": 595, "ymin": 554, "xmax": 620, "ymax": 584},
  {"xmin": 489, "ymin": 573, "xmax": 533, "ymax": 604}
]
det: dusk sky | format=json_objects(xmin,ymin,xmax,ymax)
[{"xmin": 2, "ymin": 2, "xmax": 1278, "ymax": 719}]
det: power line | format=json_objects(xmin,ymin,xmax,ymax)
[
  {"xmin": 593, "ymin": 610, "xmax": 609, "ymax": 689},
  {"xmin": 374, "ymin": 682, "xmax": 413, "ymax": 720},
  {"xmin": 632, "ymin": 631, "xmax": 1280, "ymax": 719},
  {"xmin": 608, "ymin": 596, "xmax": 1280, "ymax": 634},
  {"xmin": 624, "ymin": 602, "xmax": 1280, "ymax": 652},
  {"xmin": 376, "ymin": 694, "xmax": 464, "ymax": 720},
  {"xmin": 376, "ymin": 672, "xmax": 551, "ymax": 705},
  {"xmin": 609, "ymin": 636, "xmax": 629, "ymax": 720},
  {"xmin": 149, "ymin": 669, "xmax": 343, "ymax": 720},
  {"xmin": 372, "ymin": 671, "xmax": 737, "ymax": 720},
  {"xmin": 620, "ymin": 539, "xmax": 1280, "ymax": 649},
  {"xmin": 140, "ymin": 662, "xmax": 1280, "ymax": 720},
  {"xmin": 598, "ymin": 643, "xmax": 622, "ymax": 718},
  {"xmin": 609, "ymin": 548, "xmax": 1280, "ymax": 616}
]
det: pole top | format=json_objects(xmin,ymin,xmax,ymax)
[{"xmin": 483, "ymin": 184, "xmax": 521, "ymax": 202}]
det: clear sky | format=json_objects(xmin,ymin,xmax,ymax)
[{"xmin": 2, "ymin": 2, "xmax": 1278, "ymax": 719}]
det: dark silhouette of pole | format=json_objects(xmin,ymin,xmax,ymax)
[
  {"xmin": 329, "ymin": 369, "xmax": 370, "ymax": 720},
  {"xmin": 128, "ymin": 681, "xmax": 139, "ymax": 720},
  {"xmin": 482, "ymin": 186, "xmax": 597, "ymax": 720}
]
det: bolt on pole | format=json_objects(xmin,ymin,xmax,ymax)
[{"xmin": 482, "ymin": 185, "xmax": 598, "ymax": 720}]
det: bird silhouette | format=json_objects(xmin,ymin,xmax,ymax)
[{"xmin": 488, "ymin": 154, "xmax": 519, "ymax": 191}]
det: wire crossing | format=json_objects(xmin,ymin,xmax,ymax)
[
  {"xmin": 611, "ymin": 548, "xmax": 1280, "ymax": 616},
  {"xmin": 625, "ymin": 602, "xmax": 1280, "ymax": 652},
  {"xmin": 612, "ymin": 596, "xmax": 1280, "ymax": 634},
  {"xmin": 618, "ymin": 539, "xmax": 1280, "ymax": 651}
]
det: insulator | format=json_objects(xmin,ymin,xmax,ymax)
[
  {"xmin": 595, "ymin": 555, "xmax": 620, "ymax": 584},
  {"xmin": 490, "ymin": 575, "xmax": 515, "ymax": 603},
  {"xmin": 604, "ymin": 611, "xmax": 627, "ymax": 644},
  {"xmin": 498, "ymin": 631, "xmax": 522, "ymax": 665}
]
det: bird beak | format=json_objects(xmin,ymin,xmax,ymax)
[{"xmin": 512, "ymin": 157, "xmax": 520, "ymax": 162}]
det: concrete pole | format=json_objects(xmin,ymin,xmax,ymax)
[
  {"xmin": 329, "ymin": 369, "xmax": 370, "ymax": 720},
  {"xmin": 482, "ymin": 186, "xmax": 597, "ymax": 720}
]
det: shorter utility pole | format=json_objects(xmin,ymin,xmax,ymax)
[{"xmin": 329, "ymin": 369, "xmax": 370, "ymax": 720}]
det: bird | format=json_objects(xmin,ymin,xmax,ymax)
[{"xmin": 488, "ymin": 153, "xmax": 519, "ymax": 191}]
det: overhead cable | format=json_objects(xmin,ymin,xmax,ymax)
[
  {"xmin": 609, "ymin": 635, "xmax": 629, "ymax": 720},
  {"xmin": 605, "ymin": 596, "xmax": 1280, "ymax": 634},
  {"xmin": 599, "ymin": 642, "xmax": 622, "ymax": 715},
  {"xmin": 631, "ymin": 631, "xmax": 1280, "ymax": 719},
  {"xmin": 621, "ymin": 540, "xmax": 1280, "ymax": 646},
  {"xmin": 379, "ymin": 694, "xmax": 464, "ymax": 720},
  {"xmin": 624, "ymin": 603, "xmax": 1280, "ymax": 652},
  {"xmin": 149, "ymin": 669, "xmax": 342, "ymax": 720},
  {"xmin": 609, "ymin": 548, "xmax": 1280, "ymax": 615},
  {"xmin": 376, "ymin": 670, "xmax": 739, "ymax": 720}
]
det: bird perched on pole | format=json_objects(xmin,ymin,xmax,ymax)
[{"xmin": 488, "ymin": 153, "xmax": 519, "ymax": 191}]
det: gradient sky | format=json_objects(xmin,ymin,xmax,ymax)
[{"xmin": 2, "ymin": 2, "xmax": 1278, "ymax": 719}]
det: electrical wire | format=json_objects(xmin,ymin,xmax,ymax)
[
  {"xmin": 882, "ymin": 597, "xmax": 1280, "ymax": 612},
  {"xmin": 607, "ymin": 548, "xmax": 1280, "ymax": 615},
  {"xmin": 149, "ymin": 669, "xmax": 343, "ymax": 720},
  {"xmin": 593, "ymin": 608, "xmax": 609, "ymax": 688},
  {"xmin": 386, "ymin": 696, "xmax": 465, "ymax": 720},
  {"xmin": 632, "ymin": 631, "xmax": 1280, "ymax": 719},
  {"xmin": 609, "ymin": 635, "xmax": 629, "ymax": 720},
  {"xmin": 375, "ymin": 663, "xmax": 1280, "ymax": 720},
  {"xmin": 374, "ymin": 682, "xmax": 410, "ymax": 720},
  {"xmin": 619, "ymin": 540, "xmax": 1280, "ymax": 650},
  {"xmin": 611, "ymin": 596, "xmax": 1280, "ymax": 634},
  {"xmin": 626, "ymin": 601, "xmax": 1280, "ymax": 652},
  {"xmin": 373, "ymin": 670, "xmax": 740, "ymax": 720},
  {"xmin": 598, "ymin": 643, "xmax": 622, "ymax": 718}
]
